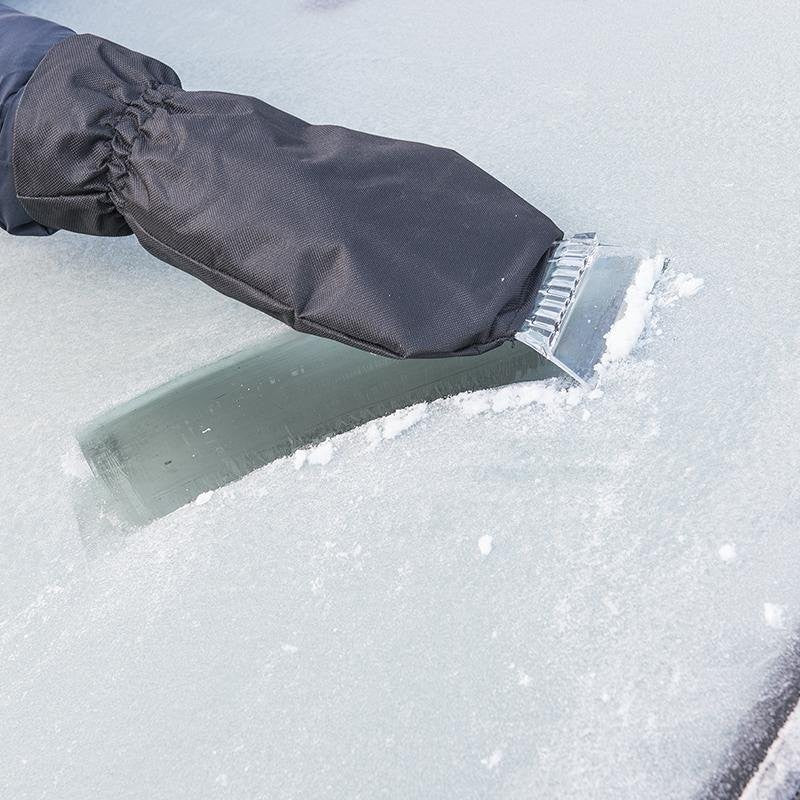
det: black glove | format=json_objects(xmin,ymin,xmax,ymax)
[
  {"xmin": 13, "ymin": 33, "xmax": 562, "ymax": 358},
  {"xmin": 0, "ymin": 3, "xmax": 73, "ymax": 235}
]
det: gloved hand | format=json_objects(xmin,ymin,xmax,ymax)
[
  {"xmin": 0, "ymin": 3, "xmax": 73, "ymax": 235},
  {"xmin": 10, "ymin": 27, "xmax": 562, "ymax": 357}
]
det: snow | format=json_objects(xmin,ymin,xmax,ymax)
[
  {"xmin": 380, "ymin": 403, "xmax": 427, "ymax": 440},
  {"xmin": 658, "ymin": 272, "xmax": 705, "ymax": 306},
  {"xmin": 455, "ymin": 380, "xmax": 566, "ymax": 416},
  {"xmin": 2, "ymin": 1, "xmax": 800, "ymax": 799},
  {"xmin": 672, "ymin": 273, "xmax": 705, "ymax": 299},
  {"xmin": 601, "ymin": 256, "xmax": 663, "ymax": 364},
  {"xmin": 482, "ymin": 748, "xmax": 505, "ymax": 770},
  {"xmin": 193, "ymin": 490, "xmax": 214, "ymax": 506},
  {"xmin": 742, "ymin": 699, "xmax": 800, "ymax": 800},
  {"xmin": 718, "ymin": 542, "xmax": 737, "ymax": 563},
  {"xmin": 294, "ymin": 439, "xmax": 335, "ymax": 468},
  {"xmin": 765, "ymin": 604, "xmax": 788, "ymax": 631},
  {"xmin": 478, "ymin": 534, "xmax": 494, "ymax": 556}
]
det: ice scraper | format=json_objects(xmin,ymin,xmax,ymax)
[{"xmin": 1, "ymin": 6, "xmax": 665, "ymax": 523}]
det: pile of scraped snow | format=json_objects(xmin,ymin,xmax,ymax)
[
  {"xmin": 601, "ymin": 256, "xmax": 665, "ymax": 363},
  {"xmin": 370, "ymin": 403, "xmax": 428, "ymax": 441},
  {"xmin": 659, "ymin": 272, "xmax": 705, "ymax": 305},
  {"xmin": 294, "ymin": 438, "xmax": 335, "ymax": 468}
]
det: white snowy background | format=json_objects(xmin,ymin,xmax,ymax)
[{"xmin": 1, "ymin": 1, "xmax": 799, "ymax": 798}]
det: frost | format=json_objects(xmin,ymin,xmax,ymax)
[{"xmin": 1, "ymin": 2, "xmax": 796, "ymax": 800}]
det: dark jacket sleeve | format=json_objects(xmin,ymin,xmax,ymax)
[
  {"xmin": 0, "ymin": 4, "xmax": 73, "ymax": 235},
  {"xmin": 12, "ymin": 32, "xmax": 562, "ymax": 358}
]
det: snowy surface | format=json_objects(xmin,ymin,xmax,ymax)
[
  {"xmin": 742, "ymin": 700, "xmax": 800, "ymax": 800},
  {"xmin": 2, "ymin": 1, "xmax": 800, "ymax": 798}
]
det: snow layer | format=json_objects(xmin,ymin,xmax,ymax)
[
  {"xmin": 601, "ymin": 256, "xmax": 662, "ymax": 364},
  {"xmin": 2, "ymin": 1, "xmax": 800, "ymax": 799},
  {"xmin": 742, "ymin": 699, "xmax": 800, "ymax": 800}
]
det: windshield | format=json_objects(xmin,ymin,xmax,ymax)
[{"xmin": 1, "ymin": 1, "xmax": 798, "ymax": 798}]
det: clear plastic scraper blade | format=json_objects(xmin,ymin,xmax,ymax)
[{"xmin": 515, "ymin": 233, "xmax": 667, "ymax": 385}]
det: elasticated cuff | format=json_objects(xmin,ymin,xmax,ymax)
[
  {"xmin": 0, "ymin": 3, "xmax": 74, "ymax": 235},
  {"xmin": 13, "ymin": 34, "xmax": 180, "ymax": 236}
]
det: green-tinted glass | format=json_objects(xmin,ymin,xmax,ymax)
[{"xmin": 79, "ymin": 332, "xmax": 559, "ymax": 524}]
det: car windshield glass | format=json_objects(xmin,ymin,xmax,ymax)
[{"xmin": 1, "ymin": 2, "xmax": 798, "ymax": 798}]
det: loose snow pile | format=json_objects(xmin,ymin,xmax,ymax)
[
  {"xmin": 294, "ymin": 438, "xmax": 335, "ymax": 468},
  {"xmin": 454, "ymin": 378, "xmax": 571, "ymax": 416},
  {"xmin": 374, "ymin": 403, "xmax": 428, "ymax": 440},
  {"xmin": 601, "ymin": 256, "xmax": 665, "ymax": 364},
  {"xmin": 658, "ymin": 272, "xmax": 705, "ymax": 305},
  {"xmin": 193, "ymin": 490, "xmax": 214, "ymax": 506}
]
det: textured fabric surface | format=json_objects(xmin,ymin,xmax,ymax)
[
  {"xmin": 13, "ymin": 33, "xmax": 562, "ymax": 357},
  {"xmin": 0, "ymin": 3, "xmax": 73, "ymax": 235}
]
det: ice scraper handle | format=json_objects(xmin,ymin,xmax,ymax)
[{"xmin": 7, "ymin": 23, "xmax": 562, "ymax": 358}]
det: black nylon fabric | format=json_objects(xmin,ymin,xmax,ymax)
[
  {"xmin": 0, "ymin": 3, "xmax": 74, "ymax": 235},
  {"xmin": 13, "ymin": 34, "xmax": 562, "ymax": 358}
]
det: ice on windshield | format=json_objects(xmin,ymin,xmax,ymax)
[{"xmin": 1, "ymin": 1, "xmax": 799, "ymax": 798}]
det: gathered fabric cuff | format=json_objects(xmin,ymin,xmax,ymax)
[{"xmin": 0, "ymin": 3, "xmax": 74, "ymax": 235}]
